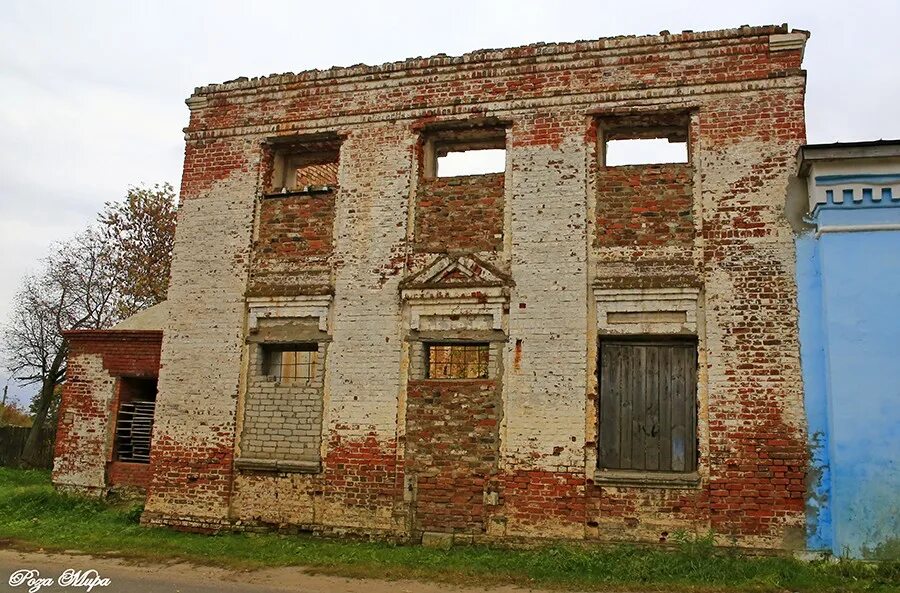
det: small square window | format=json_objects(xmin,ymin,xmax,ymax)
[
  {"xmin": 266, "ymin": 135, "xmax": 341, "ymax": 194},
  {"xmin": 263, "ymin": 344, "xmax": 318, "ymax": 384},
  {"xmin": 426, "ymin": 343, "xmax": 490, "ymax": 379}
]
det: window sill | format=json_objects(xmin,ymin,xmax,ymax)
[
  {"xmin": 263, "ymin": 186, "xmax": 334, "ymax": 198},
  {"xmin": 234, "ymin": 457, "xmax": 321, "ymax": 474},
  {"xmin": 593, "ymin": 470, "xmax": 701, "ymax": 489},
  {"xmin": 419, "ymin": 377, "xmax": 492, "ymax": 382}
]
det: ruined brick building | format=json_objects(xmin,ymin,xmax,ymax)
[{"xmin": 54, "ymin": 25, "xmax": 812, "ymax": 549}]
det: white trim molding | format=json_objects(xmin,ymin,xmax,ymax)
[
  {"xmin": 403, "ymin": 290, "xmax": 508, "ymax": 331},
  {"xmin": 247, "ymin": 294, "xmax": 332, "ymax": 332},
  {"xmin": 594, "ymin": 286, "xmax": 701, "ymax": 335}
]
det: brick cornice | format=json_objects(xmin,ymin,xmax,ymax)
[
  {"xmin": 63, "ymin": 329, "xmax": 163, "ymax": 342},
  {"xmin": 183, "ymin": 76, "xmax": 806, "ymax": 142}
]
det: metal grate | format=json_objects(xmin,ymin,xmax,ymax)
[
  {"xmin": 264, "ymin": 344, "xmax": 319, "ymax": 385},
  {"xmin": 426, "ymin": 343, "xmax": 489, "ymax": 379},
  {"xmin": 116, "ymin": 400, "xmax": 155, "ymax": 463}
]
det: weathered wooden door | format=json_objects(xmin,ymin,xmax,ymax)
[{"xmin": 598, "ymin": 340, "xmax": 697, "ymax": 472}]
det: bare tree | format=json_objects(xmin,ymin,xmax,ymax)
[
  {"xmin": 3, "ymin": 229, "xmax": 119, "ymax": 465},
  {"xmin": 99, "ymin": 183, "xmax": 177, "ymax": 318}
]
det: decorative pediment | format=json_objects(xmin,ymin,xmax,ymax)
[
  {"xmin": 400, "ymin": 255, "xmax": 512, "ymax": 332},
  {"xmin": 400, "ymin": 254, "xmax": 512, "ymax": 290}
]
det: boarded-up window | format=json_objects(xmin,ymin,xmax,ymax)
[
  {"xmin": 239, "ymin": 340, "xmax": 326, "ymax": 468},
  {"xmin": 426, "ymin": 343, "xmax": 490, "ymax": 379},
  {"xmin": 598, "ymin": 340, "xmax": 697, "ymax": 472}
]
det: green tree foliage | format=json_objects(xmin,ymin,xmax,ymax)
[{"xmin": 98, "ymin": 183, "xmax": 177, "ymax": 318}]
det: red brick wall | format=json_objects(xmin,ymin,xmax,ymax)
[
  {"xmin": 184, "ymin": 29, "xmax": 803, "ymax": 136},
  {"xmin": 64, "ymin": 331, "xmax": 162, "ymax": 378},
  {"xmin": 595, "ymin": 164, "xmax": 693, "ymax": 248},
  {"xmin": 405, "ymin": 380, "xmax": 501, "ymax": 533},
  {"xmin": 700, "ymin": 91, "xmax": 807, "ymax": 539},
  {"xmin": 180, "ymin": 137, "xmax": 252, "ymax": 200},
  {"xmin": 146, "ymin": 434, "xmax": 234, "ymax": 522},
  {"xmin": 249, "ymin": 193, "xmax": 335, "ymax": 296},
  {"xmin": 415, "ymin": 174, "xmax": 504, "ymax": 253},
  {"xmin": 323, "ymin": 433, "xmax": 402, "ymax": 513},
  {"xmin": 108, "ymin": 461, "xmax": 152, "ymax": 489}
]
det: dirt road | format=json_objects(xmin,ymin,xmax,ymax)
[{"xmin": 0, "ymin": 548, "xmax": 569, "ymax": 593}]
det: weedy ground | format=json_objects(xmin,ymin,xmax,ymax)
[{"xmin": 0, "ymin": 468, "xmax": 897, "ymax": 592}]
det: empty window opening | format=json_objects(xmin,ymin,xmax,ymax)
[
  {"xmin": 114, "ymin": 377, "xmax": 157, "ymax": 464},
  {"xmin": 290, "ymin": 156, "xmax": 338, "ymax": 189},
  {"xmin": 274, "ymin": 152, "xmax": 339, "ymax": 193},
  {"xmin": 600, "ymin": 112, "xmax": 690, "ymax": 167},
  {"xmin": 437, "ymin": 149, "xmax": 506, "ymax": 177},
  {"xmin": 262, "ymin": 343, "xmax": 318, "ymax": 385},
  {"xmin": 426, "ymin": 343, "xmax": 490, "ymax": 379},
  {"xmin": 423, "ymin": 124, "xmax": 507, "ymax": 178},
  {"xmin": 605, "ymin": 138, "xmax": 688, "ymax": 166},
  {"xmin": 598, "ymin": 339, "xmax": 698, "ymax": 473}
]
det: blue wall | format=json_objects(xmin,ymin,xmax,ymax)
[{"xmin": 797, "ymin": 229, "xmax": 900, "ymax": 558}]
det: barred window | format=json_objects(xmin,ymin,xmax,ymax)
[
  {"xmin": 263, "ymin": 344, "xmax": 318, "ymax": 384},
  {"xmin": 426, "ymin": 343, "xmax": 489, "ymax": 379}
]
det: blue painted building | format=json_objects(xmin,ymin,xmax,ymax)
[{"xmin": 795, "ymin": 140, "xmax": 900, "ymax": 559}]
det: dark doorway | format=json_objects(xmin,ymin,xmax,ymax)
[{"xmin": 114, "ymin": 377, "xmax": 157, "ymax": 464}]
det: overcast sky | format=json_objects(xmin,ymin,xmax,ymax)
[{"xmin": 1, "ymin": 0, "xmax": 898, "ymax": 404}]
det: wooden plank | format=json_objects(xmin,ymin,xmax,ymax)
[
  {"xmin": 598, "ymin": 343, "xmax": 620, "ymax": 469},
  {"xmin": 671, "ymin": 344, "xmax": 687, "ymax": 472},
  {"xmin": 645, "ymin": 345, "xmax": 660, "ymax": 471},
  {"xmin": 685, "ymin": 345, "xmax": 698, "ymax": 472},
  {"xmin": 613, "ymin": 343, "xmax": 625, "ymax": 469},
  {"xmin": 630, "ymin": 345, "xmax": 645, "ymax": 471},
  {"xmin": 659, "ymin": 345, "xmax": 673, "ymax": 472},
  {"xmin": 114, "ymin": 398, "xmax": 156, "ymax": 464},
  {"xmin": 619, "ymin": 344, "xmax": 633, "ymax": 470}
]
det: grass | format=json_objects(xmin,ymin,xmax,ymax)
[{"xmin": 0, "ymin": 468, "xmax": 897, "ymax": 592}]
